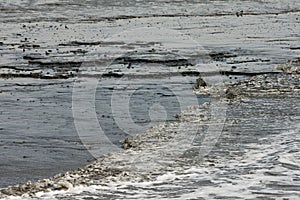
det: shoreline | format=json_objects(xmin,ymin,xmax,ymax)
[
  {"xmin": 1, "ymin": 63, "xmax": 299, "ymax": 199},
  {"xmin": 1, "ymin": 0, "xmax": 299, "ymax": 198}
]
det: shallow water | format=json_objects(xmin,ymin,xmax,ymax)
[
  {"xmin": 0, "ymin": 0, "xmax": 300, "ymax": 198},
  {"xmin": 2, "ymin": 91, "xmax": 298, "ymax": 200}
]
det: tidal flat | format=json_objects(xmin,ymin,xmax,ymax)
[{"xmin": 0, "ymin": 0, "xmax": 299, "ymax": 199}]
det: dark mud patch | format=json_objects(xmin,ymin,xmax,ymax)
[
  {"xmin": 219, "ymin": 70, "xmax": 281, "ymax": 76},
  {"xmin": 181, "ymin": 71, "xmax": 200, "ymax": 76},
  {"xmin": 23, "ymin": 54, "xmax": 45, "ymax": 61},
  {"xmin": 0, "ymin": 73, "xmax": 72, "ymax": 79},
  {"xmin": 69, "ymin": 49, "xmax": 88, "ymax": 54},
  {"xmin": 79, "ymin": 9, "xmax": 300, "ymax": 23},
  {"xmin": 112, "ymin": 55, "xmax": 192, "ymax": 67},
  {"xmin": 0, "ymin": 60, "xmax": 82, "ymax": 79},
  {"xmin": 59, "ymin": 41, "xmax": 125, "ymax": 46},
  {"xmin": 112, "ymin": 52, "xmax": 193, "ymax": 67},
  {"xmin": 18, "ymin": 44, "xmax": 40, "ymax": 49},
  {"xmin": 102, "ymin": 71, "xmax": 124, "ymax": 78},
  {"xmin": 28, "ymin": 61, "xmax": 82, "ymax": 69},
  {"xmin": 226, "ymin": 58, "xmax": 271, "ymax": 64},
  {"xmin": 289, "ymin": 47, "xmax": 300, "ymax": 50},
  {"xmin": 209, "ymin": 51, "xmax": 237, "ymax": 62}
]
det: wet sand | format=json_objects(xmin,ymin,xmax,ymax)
[{"xmin": 0, "ymin": 0, "xmax": 300, "ymax": 199}]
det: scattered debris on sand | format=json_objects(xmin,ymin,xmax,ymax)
[{"xmin": 195, "ymin": 59, "xmax": 300, "ymax": 99}]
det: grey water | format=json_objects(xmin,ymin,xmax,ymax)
[
  {"xmin": 0, "ymin": 0, "xmax": 299, "ymax": 198},
  {"xmin": 0, "ymin": 76, "xmax": 210, "ymax": 188}
]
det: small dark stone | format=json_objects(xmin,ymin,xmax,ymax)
[
  {"xmin": 225, "ymin": 88, "xmax": 238, "ymax": 99},
  {"xmin": 194, "ymin": 77, "xmax": 207, "ymax": 89},
  {"xmin": 149, "ymin": 48, "xmax": 155, "ymax": 52},
  {"xmin": 181, "ymin": 71, "xmax": 200, "ymax": 76},
  {"xmin": 236, "ymin": 10, "xmax": 243, "ymax": 17}
]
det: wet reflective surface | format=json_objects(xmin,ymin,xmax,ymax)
[{"xmin": 0, "ymin": 0, "xmax": 299, "ymax": 199}]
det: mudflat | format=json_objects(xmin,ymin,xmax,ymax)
[{"xmin": 0, "ymin": 0, "xmax": 299, "ymax": 199}]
